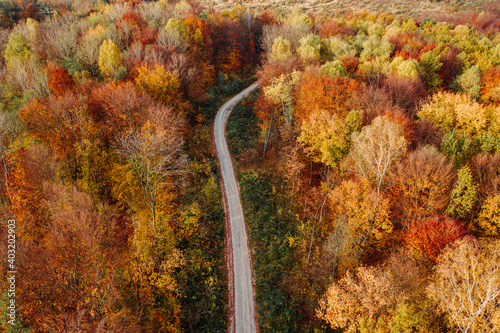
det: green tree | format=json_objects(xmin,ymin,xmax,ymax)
[
  {"xmin": 326, "ymin": 36, "xmax": 357, "ymax": 58},
  {"xmin": 4, "ymin": 32, "xmax": 31, "ymax": 68},
  {"xmin": 456, "ymin": 65, "xmax": 481, "ymax": 99},
  {"xmin": 441, "ymin": 129, "xmax": 476, "ymax": 168},
  {"xmin": 360, "ymin": 36, "xmax": 393, "ymax": 63},
  {"xmin": 320, "ymin": 60, "xmax": 347, "ymax": 78},
  {"xmin": 419, "ymin": 51, "xmax": 442, "ymax": 91},
  {"xmin": 447, "ymin": 166, "xmax": 477, "ymax": 219},
  {"xmin": 263, "ymin": 70, "xmax": 300, "ymax": 127},
  {"xmin": 298, "ymin": 109, "xmax": 361, "ymax": 168},
  {"xmin": 296, "ymin": 34, "xmax": 322, "ymax": 61},
  {"xmin": 390, "ymin": 56, "xmax": 422, "ymax": 80}
]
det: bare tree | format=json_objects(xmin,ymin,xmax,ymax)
[
  {"xmin": 44, "ymin": 16, "xmax": 79, "ymax": 61},
  {"xmin": 261, "ymin": 23, "xmax": 311, "ymax": 56},
  {"xmin": 0, "ymin": 113, "xmax": 13, "ymax": 203},
  {"xmin": 427, "ymin": 237, "xmax": 500, "ymax": 333},
  {"xmin": 115, "ymin": 106, "xmax": 186, "ymax": 231},
  {"xmin": 7, "ymin": 59, "xmax": 50, "ymax": 97},
  {"xmin": 392, "ymin": 145, "xmax": 456, "ymax": 228},
  {"xmin": 167, "ymin": 53, "xmax": 198, "ymax": 92},
  {"xmin": 157, "ymin": 27, "xmax": 187, "ymax": 53},
  {"xmin": 349, "ymin": 115, "xmax": 407, "ymax": 196}
]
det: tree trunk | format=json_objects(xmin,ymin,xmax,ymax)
[{"xmin": 263, "ymin": 111, "xmax": 273, "ymax": 158}]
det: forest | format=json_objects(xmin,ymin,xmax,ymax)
[{"xmin": 0, "ymin": 0, "xmax": 499, "ymax": 332}]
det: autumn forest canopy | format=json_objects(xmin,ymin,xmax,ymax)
[{"xmin": 0, "ymin": 0, "xmax": 500, "ymax": 332}]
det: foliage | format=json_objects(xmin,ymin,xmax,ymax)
[
  {"xmin": 47, "ymin": 63, "xmax": 74, "ymax": 97},
  {"xmin": 285, "ymin": 10, "xmax": 313, "ymax": 29},
  {"xmin": 238, "ymin": 171, "xmax": 305, "ymax": 331},
  {"xmin": 263, "ymin": 70, "xmax": 300, "ymax": 127},
  {"xmin": 227, "ymin": 100, "xmax": 260, "ymax": 159},
  {"xmin": 297, "ymin": 34, "xmax": 322, "ymax": 61},
  {"xmin": 326, "ymin": 36, "xmax": 357, "ymax": 59},
  {"xmin": 4, "ymin": 32, "xmax": 30, "ymax": 68},
  {"xmin": 481, "ymin": 66, "xmax": 500, "ymax": 104},
  {"xmin": 447, "ymin": 166, "xmax": 477, "ymax": 219},
  {"xmin": 360, "ymin": 36, "xmax": 393, "ymax": 63},
  {"xmin": 294, "ymin": 73, "xmax": 359, "ymax": 121},
  {"xmin": 419, "ymin": 51, "xmax": 443, "ymax": 91},
  {"xmin": 98, "ymin": 39, "xmax": 122, "ymax": 80},
  {"xmin": 270, "ymin": 36, "xmax": 292, "ymax": 61},
  {"xmin": 404, "ymin": 216, "xmax": 469, "ymax": 263},
  {"xmin": 164, "ymin": 18, "xmax": 189, "ymax": 52},
  {"xmin": 418, "ymin": 91, "xmax": 491, "ymax": 136},
  {"xmin": 382, "ymin": 75, "xmax": 428, "ymax": 113},
  {"xmin": 319, "ymin": 265, "xmax": 402, "ymax": 332},
  {"xmin": 328, "ymin": 179, "xmax": 392, "ymax": 274},
  {"xmin": 440, "ymin": 129, "xmax": 476, "ymax": 168},
  {"xmin": 2, "ymin": 3, "xmax": 500, "ymax": 332},
  {"xmin": 298, "ymin": 109, "xmax": 361, "ymax": 168},
  {"xmin": 318, "ymin": 253, "xmax": 424, "ymax": 333},
  {"xmin": 320, "ymin": 60, "xmax": 347, "ymax": 78},
  {"xmin": 115, "ymin": 108, "xmax": 186, "ymax": 230},
  {"xmin": 19, "ymin": 95, "xmax": 95, "ymax": 157},
  {"xmin": 475, "ymin": 194, "xmax": 500, "ymax": 236},
  {"xmin": 134, "ymin": 64, "xmax": 181, "ymax": 106},
  {"xmin": 455, "ymin": 65, "xmax": 481, "ymax": 99},
  {"xmin": 390, "ymin": 56, "xmax": 422, "ymax": 80}
]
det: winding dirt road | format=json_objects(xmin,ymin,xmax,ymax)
[{"xmin": 214, "ymin": 82, "xmax": 260, "ymax": 333}]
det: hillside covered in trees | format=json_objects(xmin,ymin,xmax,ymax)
[{"xmin": 1, "ymin": 0, "xmax": 500, "ymax": 332}]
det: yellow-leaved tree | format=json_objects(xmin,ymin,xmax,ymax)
[
  {"xmin": 263, "ymin": 70, "xmax": 301, "ymax": 127},
  {"xmin": 327, "ymin": 179, "xmax": 392, "ymax": 275},
  {"xmin": 98, "ymin": 39, "xmax": 122, "ymax": 80},
  {"xmin": 298, "ymin": 109, "xmax": 361, "ymax": 168},
  {"xmin": 135, "ymin": 64, "xmax": 181, "ymax": 106},
  {"xmin": 296, "ymin": 34, "xmax": 322, "ymax": 61},
  {"xmin": 476, "ymin": 194, "xmax": 500, "ymax": 236},
  {"xmin": 4, "ymin": 32, "xmax": 31, "ymax": 68},
  {"xmin": 270, "ymin": 36, "xmax": 293, "ymax": 61},
  {"xmin": 417, "ymin": 92, "xmax": 491, "ymax": 137}
]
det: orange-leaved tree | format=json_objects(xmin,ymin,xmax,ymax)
[
  {"xmin": 295, "ymin": 72, "xmax": 359, "ymax": 122},
  {"xmin": 481, "ymin": 65, "xmax": 500, "ymax": 105},
  {"xmin": 47, "ymin": 62, "xmax": 74, "ymax": 97}
]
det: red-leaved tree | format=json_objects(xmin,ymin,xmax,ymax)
[{"xmin": 404, "ymin": 216, "xmax": 469, "ymax": 263}]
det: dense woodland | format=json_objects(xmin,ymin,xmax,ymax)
[{"xmin": 0, "ymin": 0, "xmax": 500, "ymax": 332}]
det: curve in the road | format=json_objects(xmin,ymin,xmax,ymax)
[{"xmin": 214, "ymin": 82, "xmax": 260, "ymax": 333}]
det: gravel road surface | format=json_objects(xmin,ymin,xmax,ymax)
[{"xmin": 214, "ymin": 82, "xmax": 259, "ymax": 333}]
